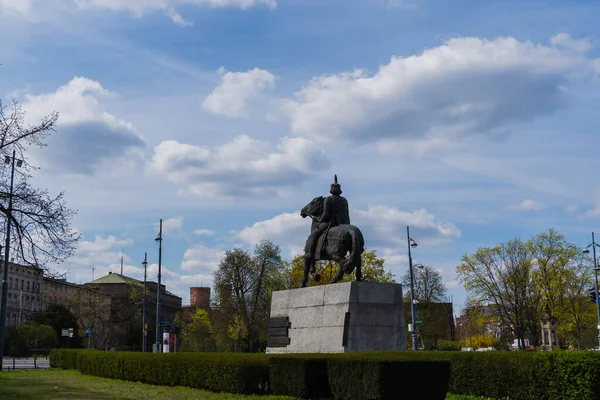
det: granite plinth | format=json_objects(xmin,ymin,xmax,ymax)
[{"xmin": 265, "ymin": 281, "xmax": 406, "ymax": 354}]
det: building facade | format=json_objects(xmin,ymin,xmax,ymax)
[
  {"xmin": 43, "ymin": 277, "xmax": 114, "ymax": 349},
  {"xmin": 0, "ymin": 260, "xmax": 44, "ymax": 326}
]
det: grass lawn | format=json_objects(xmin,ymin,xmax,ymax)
[{"xmin": 0, "ymin": 369, "xmax": 487, "ymax": 399}]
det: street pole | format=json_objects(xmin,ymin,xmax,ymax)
[
  {"xmin": 142, "ymin": 252, "xmax": 148, "ymax": 353},
  {"xmin": 0, "ymin": 150, "xmax": 19, "ymax": 371},
  {"xmin": 155, "ymin": 220, "xmax": 162, "ymax": 351},
  {"xmin": 407, "ymin": 226, "xmax": 419, "ymax": 351},
  {"xmin": 591, "ymin": 233, "xmax": 600, "ymax": 349}
]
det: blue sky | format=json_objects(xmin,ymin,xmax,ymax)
[{"xmin": 1, "ymin": 0, "xmax": 600, "ymax": 312}]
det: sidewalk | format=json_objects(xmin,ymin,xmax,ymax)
[{"xmin": 1, "ymin": 356, "xmax": 50, "ymax": 370}]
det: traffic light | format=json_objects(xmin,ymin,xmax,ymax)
[{"xmin": 589, "ymin": 288, "xmax": 597, "ymax": 303}]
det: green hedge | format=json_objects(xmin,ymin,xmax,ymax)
[
  {"xmin": 348, "ymin": 350, "xmax": 600, "ymax": 400},
  {"xmin": 269, "ymin": 355, "xmax": 330, "ymax": 398},
  {"xmin": 327, "ymin": 356, "xmax": 450, "ymax": 400},
  {"xmin": 50, "ymin": 349, "xmax": 600, "ymax": 399},
  {"xmin": 50, "ymin": 350, "xmax": 269, "ymax": 394}
]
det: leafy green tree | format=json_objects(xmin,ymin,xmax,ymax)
[
  {"xmin": 457, "ymin": 229, "xmax": 597, "ymax": 349},
  {"xmin": 6, "ymin": 322, "xmax": 58, "ymax": 356},
  {"xmin": 284, "ymin": 249, "xmax": 395, "ymax": 288},
  {"xmin": 174, "ymin": 308, "xmax": 214, "ymax": 352},
  {"xmin": 213, "ymin": 240, "xmax": 285, "ymax": 351},
  {"xmin": 29, "ymin": 303, "xmax": 82, "ymax": 348},
  {"xmin": 228, "ymin": 314, "xmax": 248, "ymax": 353}
]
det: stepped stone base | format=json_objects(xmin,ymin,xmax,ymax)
[{"xmin": 265, "ymin": 281, "xmax": 406, "ymax": 354}]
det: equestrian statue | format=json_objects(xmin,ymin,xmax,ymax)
[{"xmin": 299, "ymin": 175, "xmax": 365, "ymax": 287}]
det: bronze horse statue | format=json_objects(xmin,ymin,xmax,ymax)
[{"xmin": 300, "ymin": 196, "xmax": 365, "ymax": 287}]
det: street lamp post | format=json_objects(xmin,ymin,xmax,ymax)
[
  {"xmin": 142, "ymin": 252, "xmax": 148, "ymax": 353},
  {"xmin": 407, "ymin": 226, "xmax": 419, "ymax": 351},
  {"xmin": 155, "ymin": 219, "xmax": 163, "ymax": 352},
  {"xmin": 0, "ymin": 150, "xmax": 22, "ymax": 371},
  {"xmin": 583, "ymin": 232, "xmax": 600, "ymax": 349}
]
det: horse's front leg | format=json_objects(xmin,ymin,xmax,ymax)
[{"xmin": 300, "ymin": 257, "xmax": 311, "ymax": 287}]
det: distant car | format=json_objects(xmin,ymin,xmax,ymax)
[{"xmin": 461, "ymin": 347, "xmax": 475, "ymax": 352}]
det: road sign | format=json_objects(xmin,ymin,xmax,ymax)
[
  {"xmin": 85, "ymin": 327, "xmax": 92, "ymax": 335},
  {"xmin": 416, "ymin": 320, "xmax": 422, "ymax": 324}
]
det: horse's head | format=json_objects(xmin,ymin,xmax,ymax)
[{"xmin": 300, "ymin": 196, "xmax": 324, "ymax": 219}]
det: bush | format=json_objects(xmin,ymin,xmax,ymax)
[
  {"xmin": 433, "ymin": 340, "xmax": 461, "ymax": 351},
  {"xmin": 269, "ymin": 355, "xmax": 330, "ymax": 398},
  {"xmin": 50, "ymin": 350, "xmax": 269, "ymax": 394},
  {"xmin": 327, "ymin": 355, "xmax": 450, "ymax": 400},
  {"xmin": 543, "ymin": 351, "xmax": 600, "ymax": 399}
]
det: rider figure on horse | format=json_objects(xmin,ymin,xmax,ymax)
[{"xmin": 304, "ymin": 175, "xmax": 350, "ymax": 260}]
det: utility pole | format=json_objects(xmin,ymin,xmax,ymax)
[
  {"xmin": 91, "ymin": 262, "xmax": 96, "ymax": 281},
  {"xmin": 583, "ymin": 232, "xmax": 600, "ymax": 349},
  {"xmin": 155, "ymin": 219, "xmax": 163, "ymax": 352},
  {"xmin": 0, "ymin": 150, "xmax": 22, "ymax": 371},
  {"xmin": 142, "ymin": 252, "xmax": 148, "ymax": 353},
  {"xmin": 407, "ymin": 226, "xmax": 419, "ymax": 351},
  {"xmin": 120, "ymin": 249, "xmax": 124, "ymax": 275}
]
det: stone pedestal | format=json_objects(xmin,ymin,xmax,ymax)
[{"xmin": 265, "ymin": 281, "xmax": 406, "ymax": 354}]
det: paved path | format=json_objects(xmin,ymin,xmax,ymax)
[{"xmin": 1, "ymin": 357, "xmax": 50, "ymax": 370}]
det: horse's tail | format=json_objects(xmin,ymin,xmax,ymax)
[{"xmin": 343, "ymin": 226, "xmax": 364, "ymax": 274}]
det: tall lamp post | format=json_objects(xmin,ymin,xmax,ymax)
[
  {"xmin": 0, "ymin": 150, "xmax": 22, "ymax": 371},
  {"xmin": 142, "ymin": 252, "xmax": 148, "ymax": 353},
  {"xmin": 407, "ymin": 226, "xmax": 419, "ymax": 351},
  {"xmin": 155, "ymin": 219, "xmax": 163, "ymax": 352},
  {"xmin": 583, "ymin": 232, "xmax": 600, "ymax": 349}
]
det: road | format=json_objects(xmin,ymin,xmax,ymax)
[{"xmin": 1, "ymin": 357, "xmax": 50, "ymax": 370}]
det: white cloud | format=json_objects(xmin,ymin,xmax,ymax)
[
  {"xmin": 508, "ymin": 199, "xmax": 543, "ymax": 211},
  {"xmin": 180, "ymin": 243, "xmax": 225, "ymax": 274},
  {"xmin": 154, "ymin": 216, "xmax": 184, "ymax": 233},
  {"xmin": 76, "ymin": 234, "xmax": 133, "ymax": 253},
  {"xmin": 148, "ymin": 135, "xmax": 329, "ymax": 197},
  {"xmin": 201, "ymin": 67, "xmax": 276, "ymax": 118},
  {"xmin": 550, "ymin": 33, "xmax": 592, "ymax": 54},
  {"xmin": 235, "ymin": 205, "xmax": 461, "ymax": 257},
  {"xmin": 166, "ymin": 8, "xmax": 192, "ymax": 26},
  {"xmin": 194, "ymin": 229, "xmax": 215, "ymax": 236},
  {"xmin": 282, "ymin": 34, "xmax": 598, "ymax": 152},
  {"xmin": 22, "ymin": 77, "xmax": 144, "ymax": 174},
  {"xmin": 0, "ymin": 0, "xmax": 33, "ymax": 15}
]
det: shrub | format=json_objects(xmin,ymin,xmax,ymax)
[
  {"xmin": 327, "ymin": 355, "xmax": 450, "ymax": 400},
  {"xmin": 433, "ymin": 340, "xmax": 461, "ymax": 351},
  {"xmin": 269, "ymin": 355, "xmax": 330, "ymax": 398},
  {"xmin": 49, "ymin": 350, "xmax": 269, "ymax": 394},
  {"xmin": 543, "ymin": 351, "xmax": 600, "ymax": 400}
]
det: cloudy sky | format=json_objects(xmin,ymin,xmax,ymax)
[{"xmin": 1, "ymin": 0, "xmax": 600, "ymax": 310}]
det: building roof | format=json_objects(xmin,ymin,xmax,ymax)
[
  {"xmin": 87, "ymin": 272, "xmax": 181, "ymax": 298},
  {"xmin": 88, "ymin": 272, "xmax": 143, "ymax": 286}
]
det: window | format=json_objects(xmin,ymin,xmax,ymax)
[
  {"xmin": 27, "ymin": 281, "xmax": 30, "ymax": 291},
  {"xmin": 21, "ymin": 280, "xmax": 23, "ymax": 290},
  {"xmin": 9, "ymin": 278, "xmax": 12, "ymax": 289}
]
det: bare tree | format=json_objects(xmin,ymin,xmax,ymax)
[
  {"xmin": 0, "ymin": 100, "xmax": 80, "ymax": 273},
  {"xmin": 402, "ymin": 265, "xmax": 447, "ymax": 302}
]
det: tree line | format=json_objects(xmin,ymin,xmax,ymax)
[{"xmin": 457, "ymin": 228, "xmax": 598, "ymax": 350}]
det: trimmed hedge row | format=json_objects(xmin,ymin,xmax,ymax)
[
  {"xmin": 50, "ymin": 349, "xmax": 600, "ymax": 399},
  {"xmin": 268, "ymin": 354, "xmax": 450, "ymax": 400},
  {"xmin": 49, "ymin": 349, "xmax": 269, "ymax": 395},
  {"xmin": 330, "ymin": 351, "xmax": 600, "ymax": 400}
]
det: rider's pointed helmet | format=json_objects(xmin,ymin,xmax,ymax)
[{"xmin": 330, "ymin": 174, "xmax": 342, "ymax": 195}]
